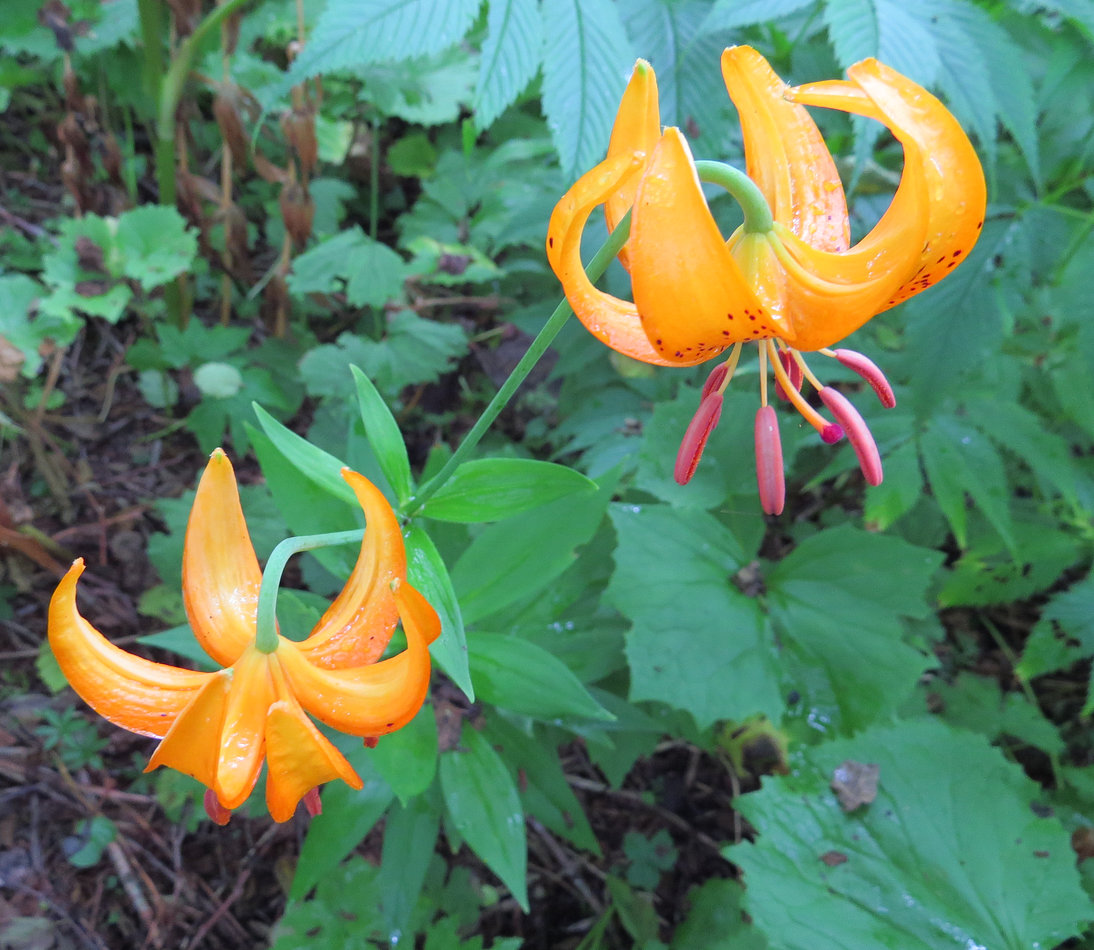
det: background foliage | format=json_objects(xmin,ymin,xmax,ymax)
[{"xmin": 3, "ymin": 0, "xmax": 1094, "ymax": 947}]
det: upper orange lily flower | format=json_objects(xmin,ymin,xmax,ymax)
[
  {"xmin": 546, "ymin": 47, "xmax": 986, "ymax": 513},
  {"xmin": 48, "ymin": 449, "xmax": 441, "ymax": 823}
]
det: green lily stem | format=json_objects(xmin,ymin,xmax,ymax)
[
  {"xmin": 695, "ymin": 161, "xmax": 774, "ymax": 233},
  {"xmin": 254, "ymin": 529, "xmax": 364, "ymax": 653},
  {"xmin": 406, "ymin": 210, "xmax": 634, "ymax": 517}
]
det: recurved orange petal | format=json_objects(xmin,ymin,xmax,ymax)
[
  {"xmin": 605, "ymin": 60, "xmax": 662, "ymax": 270},
  {"xmin": 546, "ymin": 149, "xmax": 683, "ymax": 366},
  {"xmin": 182, "ymin": 449, "xmax": 261, "ymax": 667},
  {"xmin": 146, "ymin": 671, "xmax": 231, "ymax": 787},
  {"xmin": 264, "ymin": 690, "xmax": 362, "ymax": 822},
  {"xmin": 789, "ymin": 58, "xmax": 985, "ymax": 310},
  {"xmin": 48, "ymin": 560, "xmax": 209, "ymax": 738},
  {"xmin": 721, "ymin": 46, "xmax": 849, "ymax": 252},
  {"xmin": 280, "ymin": 581, "xmax": 439, "ymax": 737},
  {"xmin": 630, "ymin": 129, "xmax": 769, "ymax": 358},
  {"xmin": 296, "ymin": 470, "xmax": 405, "ymax": 670}
]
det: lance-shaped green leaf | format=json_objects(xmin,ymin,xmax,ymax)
[
  {"xmin": 368, "ymin": 702, "xmax": 439, "ymax": 805},
  {"xmin": 252, "ymin": 403, "xmax": 356, "ymax": 506},
  {"xmin": 378, "ymin": 793, "xmax": 440, "ymax": 941},
  {"xmin": 468, "ymin": 633, "xmax": 612, "ymax": 722},
  {"xmin": 351, "ymin": 366, "xmax": 413, "ymax": 507},
  {"xmin": 728, "ymin": 718, "xmax": 1092, "ymax": 950},
  {"xmin": 405, "ymin": 523, "xmax": 473, "ymax": 699},
  {"xmin": 422, "ymin": 458, "xmax": 596, "ymax": 523},
  {"xmin": 452, "ymin": 469, "xmax": 619, "ymax": 626},
  {"xmin": 440, "ymin": 725, "xmax": 528, "ymax": 911}
]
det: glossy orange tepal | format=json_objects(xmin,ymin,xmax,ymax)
[
  {"xmin": 48, "ymin": 449, "xmax": 442, "ymax": 823},
  {"xmin": 546, "ymin": 46, "xmax": 986, "ymax": 508}
]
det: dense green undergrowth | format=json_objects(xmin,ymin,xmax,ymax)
[{"xmin": 3, "ymin": 0, "xmax": 1094, "ymax": 947}]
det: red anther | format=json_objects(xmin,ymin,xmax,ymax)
[
  {"xmin": 363, "ymin": 736, "xmax": 380, "ymax": 749},
  {"xmin": 303, "ymin": 788, "xmax": 323, "ymax": 817},
  {"xmin": 754, "ymin": 406, "xmax": 785, "ymax": 516},
  {"xmin": 821, "ymin": 424, "xmax": 844, "ymax": 444},
  {"xmin": 700, "ymin": 362, "xmax": 730, "ymax": 400},
  {"xmin": 203, "ymin": 789, "xmax": 231, "ymax": 826},
  {"xmin": 674, "ymin": 392, "xmax": 725, "ymax": 485},
  {"xmin": 774, "ymin": 351, "xmax": 803, "ymax": 401},
  {"xmin": 833, "ymin": 348, "xmax": 896, "ymax": 408},
  {"xmin": 818, "ymin": 387, "xmax": 883, "ymax": 486}
]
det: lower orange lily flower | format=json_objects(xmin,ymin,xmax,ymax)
[
  {"xmin": 48, "ymin": 449, "xmax": 441, "ymax": 823},
  {"xmin": 546, "ymin": 47, "xmax": 986, "ymax": 513}
]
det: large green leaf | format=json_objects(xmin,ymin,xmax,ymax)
[
  {"xmin": 766, "ymin": 526, "xmax": 942, "ymax": 733},
  {"xmin": 702, "ymin": 0, "xmax": 816, "ymax": 30},
  {"xmin": 467, "ymin": 632, "xmax": 612, "ymax": 722},
  {"xmin": 474, "ymin": 0, "xmax": 542, "ymax": 129},
  {"xmin": 729, "ymin": 719, "xmax": 1092, "ymax": 950},
  {"xmin": 620, "ymin": 0, "xmax": 733, "ymax": 151},
  {"xmin": 606, "ymin": 504, "xmax": 784, "ymax": 729},
  {"xmin": 422, "ymin": 458, "xmax": 596, "ymax": 523},
  {"xmin": 405, "ymin": 522, "xmax": 473, "ymax": 699},
  {"xmin": 918, "ymin": 413, "xmax": 1015, "ymax": 553},
  {"xmin": 283, "ymin": 0, "xmax": 483, "ymax": 91},
  {"xmin": 440, "ymin": 725, "xmax": 528, "ymax": 911},
  {"xmin": 540, "ymin": 0, "xmax": 633, "ymax": 175}
]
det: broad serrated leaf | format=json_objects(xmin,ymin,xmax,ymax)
[
  {"xmin": 0, "ymin": 274, "xmax": 60, "ymax": 377},
  {"xmin": 1018, "ymin": 572, "xmax": 1094, "ymax": 682},
  {"xmin": 113, "ymin": 205, "xmax": 198, "ymax": 291},
  {"xmin": 702, "ymin": 0, "xmax": 817, "ymax": 30},
  {"xmin": 540, "ymin": 0, "xmax": 633, "ymax": 175},
  {"xmin": 468, "ymin": 633, "xmax": 612, "ymax": 722},
  {"xmin": 440, "ymin": 725, "xmax": 528, "ymax": 911},
  {"xmin": 351, "ymin": 366, "xmax": 413, "ymax": 507},
  {"xmin": 283, "ymin": 0, "xmax": 483, "ymax": 91},
  {"xmin": 475, "ymin": 0, "xmax": 542, "ymax": 129},
  {"xmin": 766, "ymin": 526, "xmax": 941, "ymax": 732},
  {"xmin": 902, "ymin": 218, "xmax": 1012, "ymax": 416},
  {"xmin": 674, "ymin": 878, "xmax": 768, "ymax": 949},
  {"xmin": 404, "ymin": 522, "xmax": 473, "ymax": 699},
  {"xmin": 918, "ymin": 413, "xmax": 1015, "ymax": 552},
  {"xmin": 875, "ymin": 0, "xmax": 940, "ymax": 83},
  {"xmin": 822, "ymin": 0, "xmax": 879, "ymax": 65},
  {"xmin": 729, "ymin": 719, "xmax": 1092, "ymax": 950},
  {"xmin": 606, "ymin": 504, "xmax": 784, "ymax": 729},
  {"xmin": 422, "ymin": 458, "xmax": 596, "ymax": 523},
  {"xmin": 937, "ymin": 513, "xmax": 1081, "ymax": 608},
  {"xmin": 924, "ymin": 673, "xmax": 1065, "ymax": 756},
  {"xmin": 620, "ymin": 0, "xmax": 731, "ymax": 147},
  {"xmin": 288, "ymin": 227, "xmax": 407, "ymax": 308}
]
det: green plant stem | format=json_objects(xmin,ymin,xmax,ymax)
[
  {"xmin": 407, "ymin": 211, "xmax": 633, "ymax": 516},
  {"xmin": 695, "ymin": 161, "xmax": 773, "ymax": 233},
  {"xmin": 254, "ymin": 529, "xmax": 364, "ymax": 653}
]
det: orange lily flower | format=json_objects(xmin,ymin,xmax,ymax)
[
  {"xmin": 546, "ymin": 47, "xmax": 986, "ymax": 513},
  {"xmin": 48, "ymin": 449, "xmax": 441, "ymax": 823}
]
